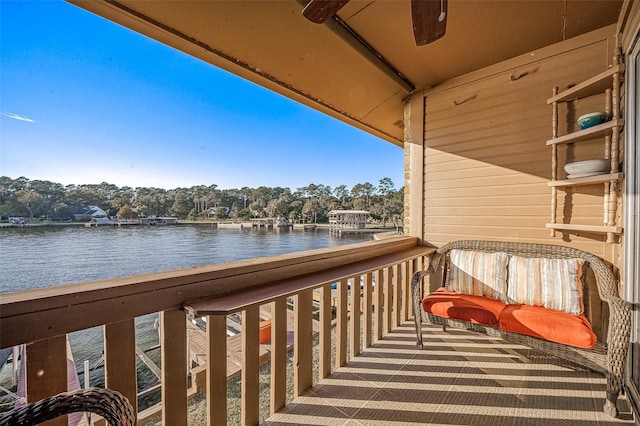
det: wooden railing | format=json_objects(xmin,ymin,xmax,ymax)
[{"xmin": 1, "ymin": 236, "xmax": 434, "ymax": 425}]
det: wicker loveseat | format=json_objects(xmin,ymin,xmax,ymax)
[{"xmin": 411, "ymin": 240, "xmax": 631, "ymax": 418}]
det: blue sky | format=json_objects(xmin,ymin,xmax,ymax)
[{"xmin": 0, "ymin": 1, "xmax": 404, "ymax": 192}]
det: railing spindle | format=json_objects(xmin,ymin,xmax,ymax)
[
  {"xmin": 336, "ymin": 278, "xmax": 348, "ymax": 368},
  {"xmin": 104, "ymin": 319, "xmax": 138, "ymax": 414},
  {"xmin": 319, "ymin": 284, "xmax": 333, "ymax": 379},
  {"xmin": 393, "ymin": 263, "xmax": 401, "ymax": 329},
  {"xmin": 374, "ymin": 270, "xmax": 384, "ymax": 341},
  {"xmin": 207, "ymin": 314, "xmax": 227, "ymax": 425},
  {"xmin": 362, "ymin": 272, "xmax": 373, "ymax": 348},
  {"xmin": 26, "ymin": 336, "xmax": 67, "ymax": 426},
  {"xmin": 350, "ymin": 275, "xmax": 361, "ymax": 357},
  {"xmin": 294, "ymin": 289, "xmax": 313, "ymax": 396},
  {"xmin": 161, "ymin": 308, "xmax": 187, "ymax": 426},
  {"xmin": 270, "ymin": 297, "xmax": 287, "ymax": 414},
  {"xmin": 242, "ymin": 305, "xmax": 260, "ymax": 425},
  {"xmin": 384, "ymin": 267, "xmax": 392, "ymax": 334}
]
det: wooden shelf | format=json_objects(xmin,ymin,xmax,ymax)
[
  {"xmin": 546, "ymin": 223, "xmax": 622, "ymax": 234},
  {"xmin": 547, "ymin": 64, "xmax": 625, "ymax": 104},
  {"xmin": 546, "ymin": 119, "xmax": 624, "ymax": 146},
  {"xmin": 548, "ymin": 172, "xmax": 623, "ymax": 187},
  {"xmin": 547, "ymin": 58, "xmax": 623, "ymax": 242}
]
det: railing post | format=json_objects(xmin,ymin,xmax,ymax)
[
  {"xmin": 271, "ymin": 298, "xmax": 287, "ymax": 414},
  {"xmin": 400, "ymin": 261, "xmax": 408, "ymax": 322},
  {"xmin": 294, "ymin": 289, "xmax": 313, "ymax": 396},
  {"xmin": 242, "ymin": 305, "xmax": 260, "ymax": 425},
  {"xmin": 161, "ymin": 308, "xmax": 187, "ymax": 426},
  {"xmin": 104, "ymin": 319, "xmax": 138, "ymax": 415},
  {"xmin": 319, "ymin": 284, "xmax": 332, "ymax": 379},
  {"xmin": 392, "ymin": 263, "xmax": 401, "ymax": 329},
  {"xmin": 25, "ymin": 336, "xmax": 67, "ymax": 426},
  {"xmin": 374, "ymin": 270, "xmax": 384, "ymax": 341},
  {"xmin": 207, "ymin": 314, "xmax": 227, "ymax": 426},
  {"xmin": 384, "ymin": 267, "xmax": 392, "ymax": 335},
  {"xmin": 350, "ymin": 275, "xmax": 361, "ymax": 358},
  {"xmin": 336, "ymin": 278, "xmax": 348, "ymax": 368},
  {"xmin": 362, "ymin": 272, "xmax": 373, "ymax": 349},
  {"xmin": 405, "ymin": 259, "xmax": 416, "ymax": 322}
]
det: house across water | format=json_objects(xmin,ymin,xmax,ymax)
[{"xmin": 328, "ymin": 209, "xmax": 369, "ymax": 233}]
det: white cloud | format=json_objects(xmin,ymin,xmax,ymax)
[{"xmin": 1, "ymin": 112, "xmax": 35, "ymax": 123}]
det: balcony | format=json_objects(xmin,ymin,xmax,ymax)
[{"xmin": 0, "ymin": 236, "xmax": 634, "ymax": 425}]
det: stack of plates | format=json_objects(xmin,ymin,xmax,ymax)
[{"xmin": 564, "ymin": 159, "xmax": 610, "ymax": 179}]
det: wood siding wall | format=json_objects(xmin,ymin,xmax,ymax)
[{"xmin": 408, "ymin": 25, "xmax": 623, "ymax": 340}]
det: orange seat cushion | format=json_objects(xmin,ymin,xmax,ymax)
[
  {"xmin": 422, "ymin": 288, "xmax": 506, "ymax": 326},
  {"xmin": 499, "ymin": 304, "xmax": 596, "ymax": 349}
]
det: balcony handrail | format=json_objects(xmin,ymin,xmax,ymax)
[
  {"xmin": 1, "ymin": 236, "xmax": 421, "ymax": 349},
  {"xmin": 185, "ymin": 245, "xmax": 431, "ymax": 316},
  {"xmin": 3, "ymin": 236, "xmax": 435, "ymax": 425}
]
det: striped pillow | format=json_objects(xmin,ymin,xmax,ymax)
[
  {"xmin": 448, "ymin": 250, "xmax": 509, "ymax": 302},
  {"xmin": 507, "ymin": 256, "xmax": 585, "ymax": 315}
]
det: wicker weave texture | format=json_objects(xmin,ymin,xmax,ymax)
[{"xmin": 0, "ymin": 387, "xmax": 135, "ymax": 426}]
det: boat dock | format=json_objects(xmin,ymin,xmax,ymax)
[{"xmin": 186, "ymin": 304, "xmax": 320, "ymax": 380}]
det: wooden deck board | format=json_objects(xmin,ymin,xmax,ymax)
[{"xmin": 263, "ymin": 322, "xmax": 636, "ymax": 425}]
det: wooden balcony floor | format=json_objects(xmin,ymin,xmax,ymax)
[{"xmin": 264, "ymin": 322, "xmax": 635, "ymax": 425}]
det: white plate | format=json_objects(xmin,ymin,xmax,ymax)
[{"xmin": 564, "ymin": 159, "xmax": 609, "ymax": 175}]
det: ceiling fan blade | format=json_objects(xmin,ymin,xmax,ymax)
[
  {"xmin": 303, "ymin": 0, "xmax": 350, "ymax": 24},
  {"xmin": 412, "ymin": 0, "xmax": 447, "ymax": 46}
]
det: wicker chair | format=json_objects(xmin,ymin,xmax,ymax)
[
  {"xmin": 0, "ymin": 387, "xmax": 135, "ymax": 426},
  {"xmin": 411, "ymin": 240, "xmax": 632, "ymax": 418}
]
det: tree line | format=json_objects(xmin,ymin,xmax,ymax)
[{"xmin": 0, "ymin": 176, "xmax": 404, "ymax": 227}]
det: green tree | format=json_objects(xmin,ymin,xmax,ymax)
[{"xmin": 117, "ymin": 204, "xmax": 137, "ymax": 219}]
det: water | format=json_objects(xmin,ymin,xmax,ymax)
[{"xmin": 0, "ymin": 224, "xmax": 371, "ymax": 409}]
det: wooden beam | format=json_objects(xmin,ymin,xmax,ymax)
[{"xmin": 405, "ymin": 93, "xmax": 425, "ymax": 239}]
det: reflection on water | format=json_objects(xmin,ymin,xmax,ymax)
[{"xmin": 0, "ymin": 224, "xmax": 371, "ymax": 410}]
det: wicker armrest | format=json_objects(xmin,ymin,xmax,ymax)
[{"xmin": 0, "ymin": 387, "xmax": 135, "ymax": 426}]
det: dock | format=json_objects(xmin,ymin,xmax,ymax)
[{"xmin": 186, "ymin": 304, "xmax": 320, "ymax": 380}]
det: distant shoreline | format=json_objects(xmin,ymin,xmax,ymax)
[{"xmin": 0, "ymin": 220, "xmax": 334, "ymax": 228}]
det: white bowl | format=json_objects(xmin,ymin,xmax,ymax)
[{"xmin": 564, "ymin": 159, "xmax": 609, "ymax": 175}]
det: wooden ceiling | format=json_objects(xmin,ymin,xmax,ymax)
[{"xmin": 70, "ymin": 0, "xmax": 622, "ymax": 146}]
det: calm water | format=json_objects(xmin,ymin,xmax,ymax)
[
  {"xmin": 0, "ymin": 224, "xmax": 371, "ymax": 408},
  {"xmin": 1, "ymin": 224, "xmax": 370, "ymax": 292}
]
